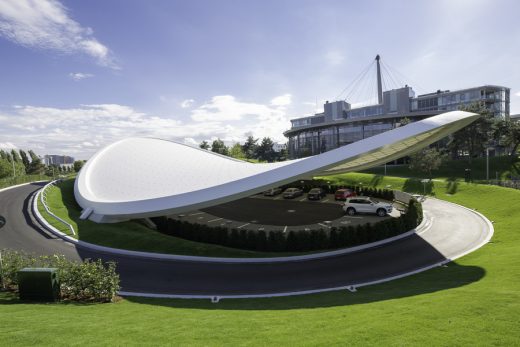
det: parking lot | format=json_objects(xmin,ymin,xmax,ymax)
[{"xmin": 169, "ymin": 193, "xmax": 402, "ymax": 232}]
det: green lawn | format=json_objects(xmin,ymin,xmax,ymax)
[
  {"xmin": 363, "ymin": 155, "xmax": 519, "ymax": 181},
  {"xmin": 2, "ymin": 173, "xmax": 519, "ymax": 345},
  {"xmin": 0, "ymin": 174, "xmax": 48, "ymax": 190},
  {"xmin": 37, "ymin": 179, "xmax": 304, "ymax": 257}
]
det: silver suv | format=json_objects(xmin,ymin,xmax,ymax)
[{"xmin": 342, "ymin": 196, "xmax": 393, "ymax": 217}]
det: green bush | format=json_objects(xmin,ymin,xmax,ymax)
[
  {"xmin": 0, "ymin": 250, "xmax": 120, "ymax": 302},
  {"xmin": 152, "ymin": 198, "xmax": 422, "ymax": 253}
]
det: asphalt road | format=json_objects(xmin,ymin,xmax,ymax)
[{"xmin": 0, "ymin": 183, "xmax": 491, "ymax": 296}]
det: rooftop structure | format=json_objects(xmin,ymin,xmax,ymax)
[
  {"xmin": 285, "ymin": 56, "xmax": 510, "ymax": 158},
  {"xmin": 75, "ymin": 111, "xmax": 478, "ymax": 223}
]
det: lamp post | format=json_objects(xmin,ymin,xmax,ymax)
[
  {"xmin": 421, "ymin": 179, "xmax": 430, "ymax": 196},
  {"xmin": 486, "ymin": 147, "xmax": 491, "ymax": 181}
]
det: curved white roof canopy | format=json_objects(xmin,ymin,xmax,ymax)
[{"xmin": 75, "ymin": 111, "xmax": 479, "ymax": 222}]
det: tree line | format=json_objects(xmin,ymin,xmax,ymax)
[
  {"xmin": 199, "ymin": 136, "xmax": 287, "ymax": 162},
  {"xmin": 0, "ymin": 148, "xmax": 86, "ymax": 179},
  {"xmin": 406, "ymin": 102, "xmax": 520, "ymax": 177},
  {"xmin": 0, "ymin": 149, "xmax": 44, "ymax": 179}
]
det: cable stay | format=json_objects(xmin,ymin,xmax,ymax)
[{"xmin": 332, "ymin": 55, "xmax": 421, "ymax": 108}]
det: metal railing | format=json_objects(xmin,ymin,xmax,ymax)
[{"xmin": 39, "ymin": 180, "xmax": 76, "ymax": 236}]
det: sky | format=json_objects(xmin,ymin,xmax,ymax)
[{"xmin": 0, "ymin": 0, "xmax": 519, "ymax": 159}]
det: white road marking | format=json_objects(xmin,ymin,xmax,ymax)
[
  {"xmin": 207, "ymin": 218, "xmax": 223, "ymax": 223},
  {"xmin": 274, "ymin": 196, "xmax": 282, "ymax": 200},
  {"xmin": 189, "ymin": 212, "xmax": 204, "ymax": 216},
  {"xmin": 237, "ymin": 223, "xmax": 250, "ymax": 229},
  {"xmin": 283, "ymin": 226, "xmax": 288, "ymax": 233},
  {"xmin": 318, "ymin": 223, "xmax": 331, "ymax": 229},
  {"xmin": 321, "ymin": 199, "xmax": 330, "ymax": 203},
  {"xmin": 299, "ymin": 197, "xmax": 306, "ymax": 202}
]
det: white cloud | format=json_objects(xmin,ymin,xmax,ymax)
[
  {"xmin": 180, "ymin": 99, "xmax": 195, "ymax": 108},
  {"xmin": 0, "ymin": 142, "xmax": 17, "ymax": 149},
  {"xmin": 324, "ymin": 51, "xmax": 345, "ymax": 66},
  {"xmin": 0, "ymin": 0, "xmax": 117, "ymax": 68},
  {"xmin": 270, "ymin": 94, "xmax": 292, "ymax": 107},
  {"xmin": 0, "ymin": 96, "xmax": 292, "ymax": 158},
  {"xmin": 69, "ymin": 72, "xmax": 93, "ymax": 81},
  {"xmin": 515, "ymin": 91, "xmax": 520, "ymax": 97},
  {"xmin": 191, "ymin": 95, "xmax": 276, "ymax": 122},
  {"xmin": 183, "ymin": 137, "xmax": 198, "ymax": 147}
]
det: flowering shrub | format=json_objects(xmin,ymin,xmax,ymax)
[{"xmin": 0, "ymin": 250, "xmax": 119, "ymax": 302}]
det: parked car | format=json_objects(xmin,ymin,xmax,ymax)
[
  {"xmin": 307, "ymin": 188, "xmax": 326, "ymax": 200},
  {"xmin": 342, "ymin": 196, "xmax": 393, "ymax": 217},
  {"xmin": 334, "ymin": 188, "xmax": 356, "ymax": 201},
  {"xmin": 283, "ymin": 188, "xmax": 303, "ymax": 199},
  {"xmin": 263, "ymin": 187, "xmax": 282, "ymax": 196}
]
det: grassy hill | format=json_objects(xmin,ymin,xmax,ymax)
[
  {"xmin": 363, "ymin": 155, "xmax": 519, "ymax": 181},
  {"xmin": 1, "ymin": 172, "xmax": 519, "ymax": 345}
]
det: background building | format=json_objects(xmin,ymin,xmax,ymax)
[
  {"xmin": 285, "ymin": 56, "xmax": 510, "ymax": 158},
  {"xmin": 44, "ymin": 154, "xmax": 75, "ymax": 169}
]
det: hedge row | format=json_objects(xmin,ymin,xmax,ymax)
[
  {"xmin": 153, "ymin": 199, "xmax": 422, "ymax": 252},
  {"xmin": 279, "ymin": 183, "xmax": 395, "ymax": 201},
  {"xmin": 0, "ymin": 250, "xmax": 120, "ymax": 302}
]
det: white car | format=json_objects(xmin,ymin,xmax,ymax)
[{"xmin": 342, "ymin": 196, "xmax": 393, "ymax": 217}]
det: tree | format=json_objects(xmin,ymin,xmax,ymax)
[
  {"xmin": 494, "ymin": 119, "xmax": 520, "ymax": 158},
  {"xmin": 448, "ymin": 102, "xmax": 494, "ymax": 163},
  {"xmin": 19, "ymin": 150, "xmax": 30, "ymax": 168},
  {"xmin": 399, "ymin": 117, "xmax": 411, "ymax": 126},
  {"xmin": 0, "ymin": 150, "xmax": 8, "ymax": 161},
  {"xmin": 409, "ymin": 147, "xmax": 448, "ymax": 178},
  {"xmin": 229, "ymin": 143, "xmax": 246, "ymax": 159},
  {"xmin": 8, "ymin": 149, "xmax": 26, "ymax": 176},
  {"xmin": 74, "ymin": 160, "xmax": 85, "ymax": 173},
  {"xmin": 276, "ymin": 147, "xmax": 289, "ymax": 162},
  {"xmin": 0, "ymin": 160, "xmax": 12, "ymax": 179},
  {"xmin": 241, "ymin": 136, "xmax": 258, "ymax": 159},
  {"xmin": 255, "ymin": 137, "xmax": 276, "ymax": 162},
  {"xmin": 10, "ymin": 149, "xmax": 21, "ymax": 162},
  {"xmin": 211, "ymin": 138, "xmax": 228, "ymax": 155},
  {"xmin": 199, "ymin": 140, "xmax": 210, "ymax": 150},
  {"xmin": 27, "ymin": 150, "xmax": 44, "ymax": 174}
]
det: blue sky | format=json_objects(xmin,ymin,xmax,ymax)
[{"xmin": 0, "ymin": 0, "xmax": 519, "ymax": 159}]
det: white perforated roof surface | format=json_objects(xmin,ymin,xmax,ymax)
[{"xmin": 74, "ymin": 111, "xmax": 479, "ymax": 221}]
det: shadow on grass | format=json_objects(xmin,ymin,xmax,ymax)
[
  {"xmin": 121, "ymin": 262, "xmax": 485, "ymax": 310},
  {"xmin": 0, "ymin": 291, "xmax": 106, "ymax": 306},
  {"xmin": 446, "ymin": 177, "xmax": 459, "ymax": 195},
  {"xmin": 402, "ymin": 178, "xmax": 435, "ymax": 195},
  {"xmin": 369, "ymin": 175, "xmax": 383, "ymax": 187}
]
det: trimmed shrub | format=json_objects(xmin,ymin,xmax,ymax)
[
  {"xmin": 0, "ymin": 249, "xmax": 119, "ymax": 302},
  {"xmin": 152, "ymin": 195, "xmax": 422, "ymax": 253}
]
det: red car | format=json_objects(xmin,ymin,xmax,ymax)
[{"xmin": 334, "ymin": 189, "xmax": 356, "ymax": 201}]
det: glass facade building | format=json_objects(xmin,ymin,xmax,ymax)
[{"xmin": 285, "ymin": 85, "xmax": 510, "ymax": 158}]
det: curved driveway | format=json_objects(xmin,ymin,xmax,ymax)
[{"xmin": 0, "ymin": 183, "xmax": 492, "ymax": 298}]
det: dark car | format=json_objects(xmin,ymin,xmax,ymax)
[
  {"xmin": 263, "ymin": 187, "xmax": 282, "ymax": 196},
  {"xmin": 283, "ymin": 188, "xmax": 303, "ymax": 199},
  {"xmin": 307, "ymin": 188, "xmax": 326, "ymax": 200},
  {"xmin": 334, "ymin": 188, "xmax": 356, "ymax": 201}
]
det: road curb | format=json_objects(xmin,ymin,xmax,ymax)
[
  {"xmin": 0, "ymin": 181, "xmax": 47, "ymax": 194},
  {"xmin": 118, "ymin": 198, "xmax": 494, "ymax": 300},
  {"xmin": 31, "ymin": 188, "xmax": 429, "ymax": 263},
  {"xmin": 27, "ymin": 187, "xmax": 494, "ymax": 300}
]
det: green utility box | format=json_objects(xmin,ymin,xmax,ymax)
[{"xmin": 17, "ymin": 268, "xmax": 60, "ymax": 301}]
